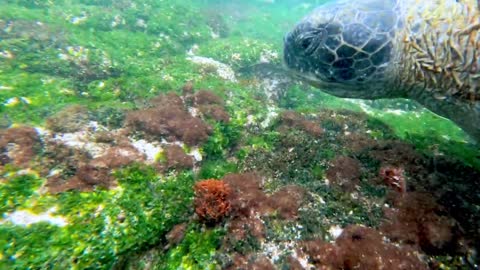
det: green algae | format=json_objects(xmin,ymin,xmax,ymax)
[
  {"xmin": 0, "ymin": 165, "xmax": 195, "ymax": 269},
  {"xmin": 202, "ymin": 122, "xmax": 242, "ymax": 161},
  {"xmin": 0, "ymin": 174, "xmax": 43, "ymax": 216},
  {"xmin": 197, "ymin": 37, "xmax": 280, "ymax": 69},
  {"xmin": 161, "ymin": 224, "xmax": 223, "ymax": 270},
  {"xmin": 197, "ymin": 160, "xmax": 238, "ymax": 180},
  {"xmin": 1, "ymin": 0, "xmax": 480, "ymax": 268}
]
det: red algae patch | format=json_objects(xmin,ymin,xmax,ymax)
[
  {"xmin": 326, "ymin": 156, "xmax": 362, "ymax": 192},
  {"xmin": 279, "ymin": 110, "xmax": 323, "ymax": 137},
  {"xmin": 47, "ymin": 164, "xmax": 114, "ymax": 194},
  {"xmin": 224, "ymin": 172, "xmax": 273, "ymax": 217},
  {"xmin": 220, "ymin": 173, "xmax": 306, "ymax": 248},
  {"xmin": 368, "ymin": 141, "xmax": 423, "ymax": 167},
  {"xmin": 269, "ymin": 185, "xmax": 306, "ymax": 219},
  {"xmin": 125, "ymin": 92, "xmax": 212, "ymax": 146},
  {"xmin": 223, "ymin": 173, "xmax": 306, "ymax": 220},
  {"xmin": 193, "ymin": 90, "xmax": 230, "ymax": 122},
  {"xmin": 162, "ymin": 144, "xmax": 194, "ymax": 170},
  {"xmin": 0, "ymin": 126, "xmax": 41, "ymax": 168},
  {"xmin": 198, "ymin": 104, "xmax": 230, "ymax": 122},
  {"xmin": 194, "ymin": 179, "xmax": 232, "ymax": 224},
  {"xmin": 193, "ymin": 89, "xmax": 225, "ymax": 106},
  {"xmin": 380, "ymin": 192, "xmax": 462, "ymax": 255},
  {"xmin": 45, "ymin": 135, "xmax": 145, "ymax": 194},
  {"xmin": 299, "ymin": 225, "xmax": 428, "ymax": 270},
  {"xmin": 226, "ymin": 254, "xmax": 276, "ymax": 270},
  {"xmin": 379, "ymin": 165, "xmax": 407, "ymax": 193}
]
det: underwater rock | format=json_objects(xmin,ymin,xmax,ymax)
[
  {"xmin": 0, "ymin": 19, "xmax": 59, "ymax": 42},
  {"xmin": 187, "ymin": 55, "xmax": 237, "ymax": 82},
  {"xmin": 46, "ymin": 105, "xmax": 90, "ymax": 133},
  {"xmin": 238, "ymin": 62, "xmax": 295, "ymax": 102},
  {"xmin": 44, "ymin": 129, "xmax": 145, "ymax": 194},
  {"xmin": 205, "ymin": 12, "xmax": 229, "ymax": 38}
]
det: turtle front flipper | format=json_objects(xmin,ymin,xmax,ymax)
[{"xmin": 409, "ymin": 90, "xmax": 480, "ymax": 142}]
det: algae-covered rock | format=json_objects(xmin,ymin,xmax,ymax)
[{"xmin": 1, "ymin": 0, "xmax": 480, "ymax": 269}]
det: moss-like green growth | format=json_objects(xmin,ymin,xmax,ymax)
[
  {"xmin": 161, "ymin": 224, "xmax": 224, "ymax": 269},
  {"xmin": 202, "ymin": 122, "xmax": 242, "ymax": 160},
  {"xmin": 197, "ymin": 160, "xmax": 238, "ymax": 180},
  {"xmin": 197, "ymin": 37, "xmax": 280, "ymax": 69},
  {"xmin": 0, "ymin": 165, "xmax": 195, "ymax": 269},
  {"xmin": 242, "ymin": 129, "xmax": 339, "ymax": 187},
  {"xmin": 0, "ymin": 174, "xmax": 43, "ymax": 216},
  {"xmin": 279, "ymin": 84, "xmax": 362, "ymax": 113}
]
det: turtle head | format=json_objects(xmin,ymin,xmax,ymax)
[{"xmin": 284, "ymin": 0, "xmax": 401, "ymax": 98}]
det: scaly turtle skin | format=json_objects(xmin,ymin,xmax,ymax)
[{"xmin": 284, "ymin": 0, "xmax": 480, "ymax": 141}]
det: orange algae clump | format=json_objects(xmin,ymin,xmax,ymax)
[{"xmin": 194, "ymin": 179, "xmax": 232, "ymax": 223}]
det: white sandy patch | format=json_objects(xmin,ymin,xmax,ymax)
[
  {"xmin": 260, "ymin": 106, "xmax": 278, "ymax": 128},
  {"xmin": 189, "ymin": 148, "xmax": 203, "ymax": 162},
  {"xmin": 52, "ymin": 121, "xmax": 110, "ymax": 158},
  {"xmin": 129, "ymin": 138, "xmax": 162, "ymax": 162},
  {"xmin": 328, "ymin": 225, "xmax": 343, "ymax": 239},
  {"xmin": 2, "ymin": 208, "xmax": 68, "ymax": 227},
  {"xmin": 55, "ymin": 132, "xmax": 106, "ymax": 158},
  {"xmin": 187, "ymin": 55, "xmax": 237, "ymax": 82}
]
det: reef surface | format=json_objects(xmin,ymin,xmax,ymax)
[{"xmin": 1, "ymin": 1, "xmax": 479, "ymax": 269}]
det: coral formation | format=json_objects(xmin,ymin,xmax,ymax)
[{"xmin": 194, "ymin": 179, "xmax": 232, "ymax": 224}]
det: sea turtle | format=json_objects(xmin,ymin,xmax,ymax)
[{"xmin": 284, "ymin": 0, "xmax": 480, "ymax": 141}]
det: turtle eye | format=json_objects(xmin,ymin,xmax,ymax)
[
  {"xmin": 298, "ymin": 28, "xmax": 327, "ymax": 55},
  {"xmin": 301, "ymin": 37, "xmax": 313, "ymax": 49}
]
